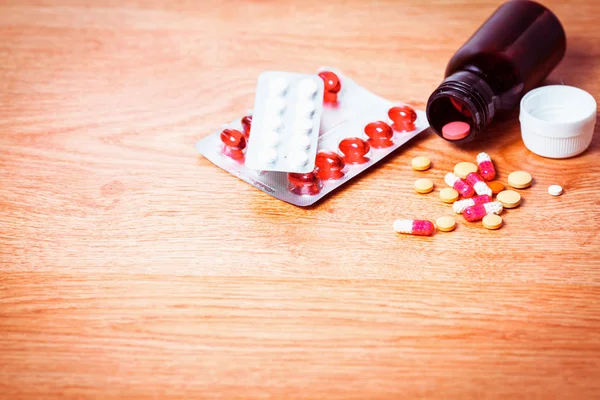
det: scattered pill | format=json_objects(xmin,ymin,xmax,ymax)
[
  {"xmin": 487, "ymin": 181, "xmax": 505, "ymax": 195},
  {"xmin": 466, "ymin": 172, "xmax": 493, "ymax": 196},
  {"xmin": 339, "ymin": 137, "xmax": 370, "ymax": 164},
  {"xmin": 442, "ymin": 121, "xmax": 471, "ymax": 140},
  {"xmin": 452, "ymin": 194, "xmax": 492, "ymax": 214},
  {"xmin": 411, "ymin": 156, "xmax": 431, "ymax": 171},
  {"xmin": 445, "ymin": 172, "xmax": 475, "ymax": 198},
  {"xmin": 394, "ymin": 219, "xmax": 435, "ymax": 236},
  {"xmin": 476, "ymin": 152, "xmax": 496, "ymax": 181},
  {"xmin": 496, "ymin": 190, "xmax": 521, "ymax": 209},
  {"xmin": 454, "ymin": 162, "xmax": 479, "ymax": 179},
  {"xmin": 508, "ymin": 171, "xmax": 533, "ymax": 189},
  {"xmin": 548, "ymin": 185, "xmax": 563, "ymax": 196},
  {"xmin": 482, "ymin": 214, "xmax": 503, "ymax": 230},
  {"xmin": 463, "ymin": 201, "xmax": 503, "ymax": 222},
  {"xmin": 436, "ymin": 216, "xmax": 457, "ymax": 232},
  {"xmin": 440, "ymin": 187, "xmax": 459, "ymax": 203},
  {"xmin": 414, "ymin": 178, "xmax": 434, "ymax": 194}
]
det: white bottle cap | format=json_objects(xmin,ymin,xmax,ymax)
[{"xmin": 519, "ymin": 85, "xmax": 597, "ymax": 158}]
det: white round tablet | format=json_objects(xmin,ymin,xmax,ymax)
[
  {"xmin": 290, "ymin": 134, "xmax": 311, "ymax": 150},
  {"xmin": 265, "ymin": 117, "xmax": 284, "ymax": 132},
  {"xmin": 293, "ymin": 118, "xmax": 313, "ymax": 135},
  {"xmin": 264, "ymin": 148, "xmax": 278, "ymax": 164},
  {"xmin": 288, "ymin": 151, "xmax": 309, "ymax": 167},
  {"xmin": 296, "ymin": 100, "xmax": 316, "ymax": 118},
  {"xmin": 297, "ymin": 79, "xmax": 318, "ymax": 99},
  {"xmin": 263, "ymin": 131, "xmax": 281, "ymax": 147},
  {"xmin": 548, "ymin": 184, "xmax": 563, "ymax": 196},
  {"xmin": 269, "ymin": 77, "xmax": 289, "ymax": 97},
  {"xmin": 265, "ymin": 97, "xmax": 286, "ymax": 115}
]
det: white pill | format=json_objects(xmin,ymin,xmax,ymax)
[
  {"xmin": 296, "ymin": 100, "xmax": 316, "ymax": 118},
  {"xmin": 290, "ymin": 134, "xmax": 311, "ymax": 150},
  {"xmin": 263, "ymin": 131, "xmax": 281, "ymax": 147},
  {"xmin": 265, "ymin": 97, "xmax": 286, "ymax": 115},
  {"xmin": 293, "ymin": 118, "xmax": 313, "ymax": 135},
  {"xmin": 288, "ymin": 151, "xmax": 309, "ymax": 167},
  {"xmin": 263, "ymin": 148, "xmax": 278, "ymax": 164},
  {"xmin": 269, "ymin": 77, "xmax": 289, "ymax": 97},
  {"xmin": 548, "ymin": 185, "xmax": 563, "ymax": 196},
  {"xmin": 265, "ymin": 117, "xmax": 284, "ymax": 132},
  {"xmin": 297, "ymin": 79, "xmax": 318, "ymax": 99}
]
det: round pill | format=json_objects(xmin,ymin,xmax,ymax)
[
  {"xmin": 265, "ymin": 97, "xmax": 286, "ymax": 115},
  {"xmin": 496, "ymin": 190, "xmax": 521, "ymax": 209},
  {"xmin": 293, "ymin": 118, "xmax": 313, "ymax": 135},
  {"xmin": 296, "ymin": 100, "xmax": 316, "ymax": 117},
  {"xmin": 414, "ymin": 178, "xmax": 434, "ymax": 194},
  {"xmin": 269, "ymin": 77, "xmax": 289, "ymax": 97},
  {"xmin": 482, "ymin": 214, "xmax": 503, "ymax": 230},
  {"xmin": 487, "ymin": 181, "xmax": 505, "ymax": 195},
  {"xmin": 440, "ymin": 188, "xmax": 459, "ymax": 203},
  {"xmin": 454, "ymin": 162, "xmax": 478, "ymax": 179},
  {"xmin": 263, "ymin": 131, "xmax": 281, "ymax": 147},
  {"xmin": 442, "ymin": 121, "xmax": 471, "ymax": 140},
  {"xmin": 508, "ymin": 171, "xmax": 533, "ymax": 189},
  {"xmin": 436, "ymin": 216, "xmax": 456, "ymax": 232},
  {"xmin": 290, "ymin": 134, "xmax": 311, "ymax": 150},
  {"xmin": 297, "ymin": 79, "xmax": 318, "ymax": 99},
  {"xmin": 411, "ymin": 156, "xmax": 431, "ymax": 171},
  {"xmin": 266, "ymin": 117, "xmax": 284, "ymax": 132},
  {"xmin": 548, "ymin": 184, "xmax": 563, "ymax": 196},
  {"xmin": 289, "ymin": 151, "xmax": 309, "ymax": 167},
  {"xmin": 264, "ymin": 148, "xmax": 278, "ymax": 164}
]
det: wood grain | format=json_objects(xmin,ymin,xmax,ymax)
[{"xmin": 1, "ymin": 0, "xmax": 599, "ymax": 398}]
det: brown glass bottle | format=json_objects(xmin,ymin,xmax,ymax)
[{"xmin": 426, "ymin": 0, "xmax": 566, "ymax": 143}]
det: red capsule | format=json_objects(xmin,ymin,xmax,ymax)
[
  {"xmin": 220, "ymin": 129, "xmax": 246, "ymax": 161},
  {"xmin": 338, "ymin": 137, "xmax": 370, "ymax": 164},
  {"xmin": 315, "ymin": 151, "xmax": 345, "ymax": 180},
  {"xmin": 364, "ymin": 121, "xmax": 394, "ymax": 149},
  {"xmin": 388, "ymin": 105, "xmax": 417, "ymax": 132},
  {"xmin": 288, "ymin": 171, "xmax": 323, "ymax": 195},
  {"xmin": 241, "ymin": 115, "xmax": 252, "ymax": 139},
  {"xmin": 318, "ymin": 71, "xmax": 341, "ymax": 103}
]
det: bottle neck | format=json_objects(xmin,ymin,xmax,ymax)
[{"xmin": 426, "ymin": 71, "xmax": 496, "ymax": 143}]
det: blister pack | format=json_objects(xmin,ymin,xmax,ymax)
[
  {"xmin": 245, "ymin": 72, "xmax": 325, "ymax": 173},
  {"xmin": 196, "ymin": 67, "xmax": 430, "ymax": 207}
]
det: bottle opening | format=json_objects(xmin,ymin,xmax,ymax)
[{"xmin": 427, "ymin": 95, "xmax": 476, "ymax": 142}]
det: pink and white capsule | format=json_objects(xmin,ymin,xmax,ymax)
[
  {"xmin": 476, "ymin": 152, "xmax": 496, "ymax": 181},
  {"xmin": 463, "ymin": 201, "xmax": 503, "ymax": 222},
  {"xmin": 466, "ymin": 172, "xmax": 493, "ymax": 196},
  {"xmin": 452, "ymin": 194, "xmax": 492, "ymax": 214},
  {"xmin": 444, "ymin": 172, "xmax": 475, "ymax": 198}
]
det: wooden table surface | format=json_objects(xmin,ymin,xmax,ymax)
[{"xmin": 2, "ymin": 0, "xmax": 600, "ymax": 398}]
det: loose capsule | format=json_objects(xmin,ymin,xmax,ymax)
[
  {"xmin": 393, "ymin": 219, "xmax": 435, "ymax": 236},
  {"xmin": 463, "ymin": 201, "xmax": 503, "ymax": 222},
  {"xmin": 465, "ymin": 172, "xmax": 493, "ymax": 196},
  {"xmin": 476, "ymin": 152, "xmax": 496, "ymax": 181},
  {"xmin": 444, "ymin": 172, "xmax": 474, "ymax": 198},
  {"xmin": 452, "ymin": 194, "xmax": 492, "ymax": 214}
]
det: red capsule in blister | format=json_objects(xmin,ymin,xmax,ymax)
[
  {"xmin": 318, "ymin": 71, "xmax": 341, "ymax": 103},
  {"xmin": 338, "ymin": 137, "xmax": 370, "ymax": 164},
  {"xmin": 315, "ymin": 151, "xmax": 345, "ymax": 180},
  {"xmin": 388, "ymin": 105, "xmax": 417, "ymax": 132},
  {"xmin": 220, "ymin": 128, "xmax": 246, "ymax": 161},
  {"xmin": 241, "ymin": 115, "xmax": 252, "ymax": 139},
  {"xmin": 364, "ymin": 121, "xmax": 394, "ymax": 149},
  {"xmin": 288, "ymin": 171, "xmax": 323, "ymax": 195}
]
